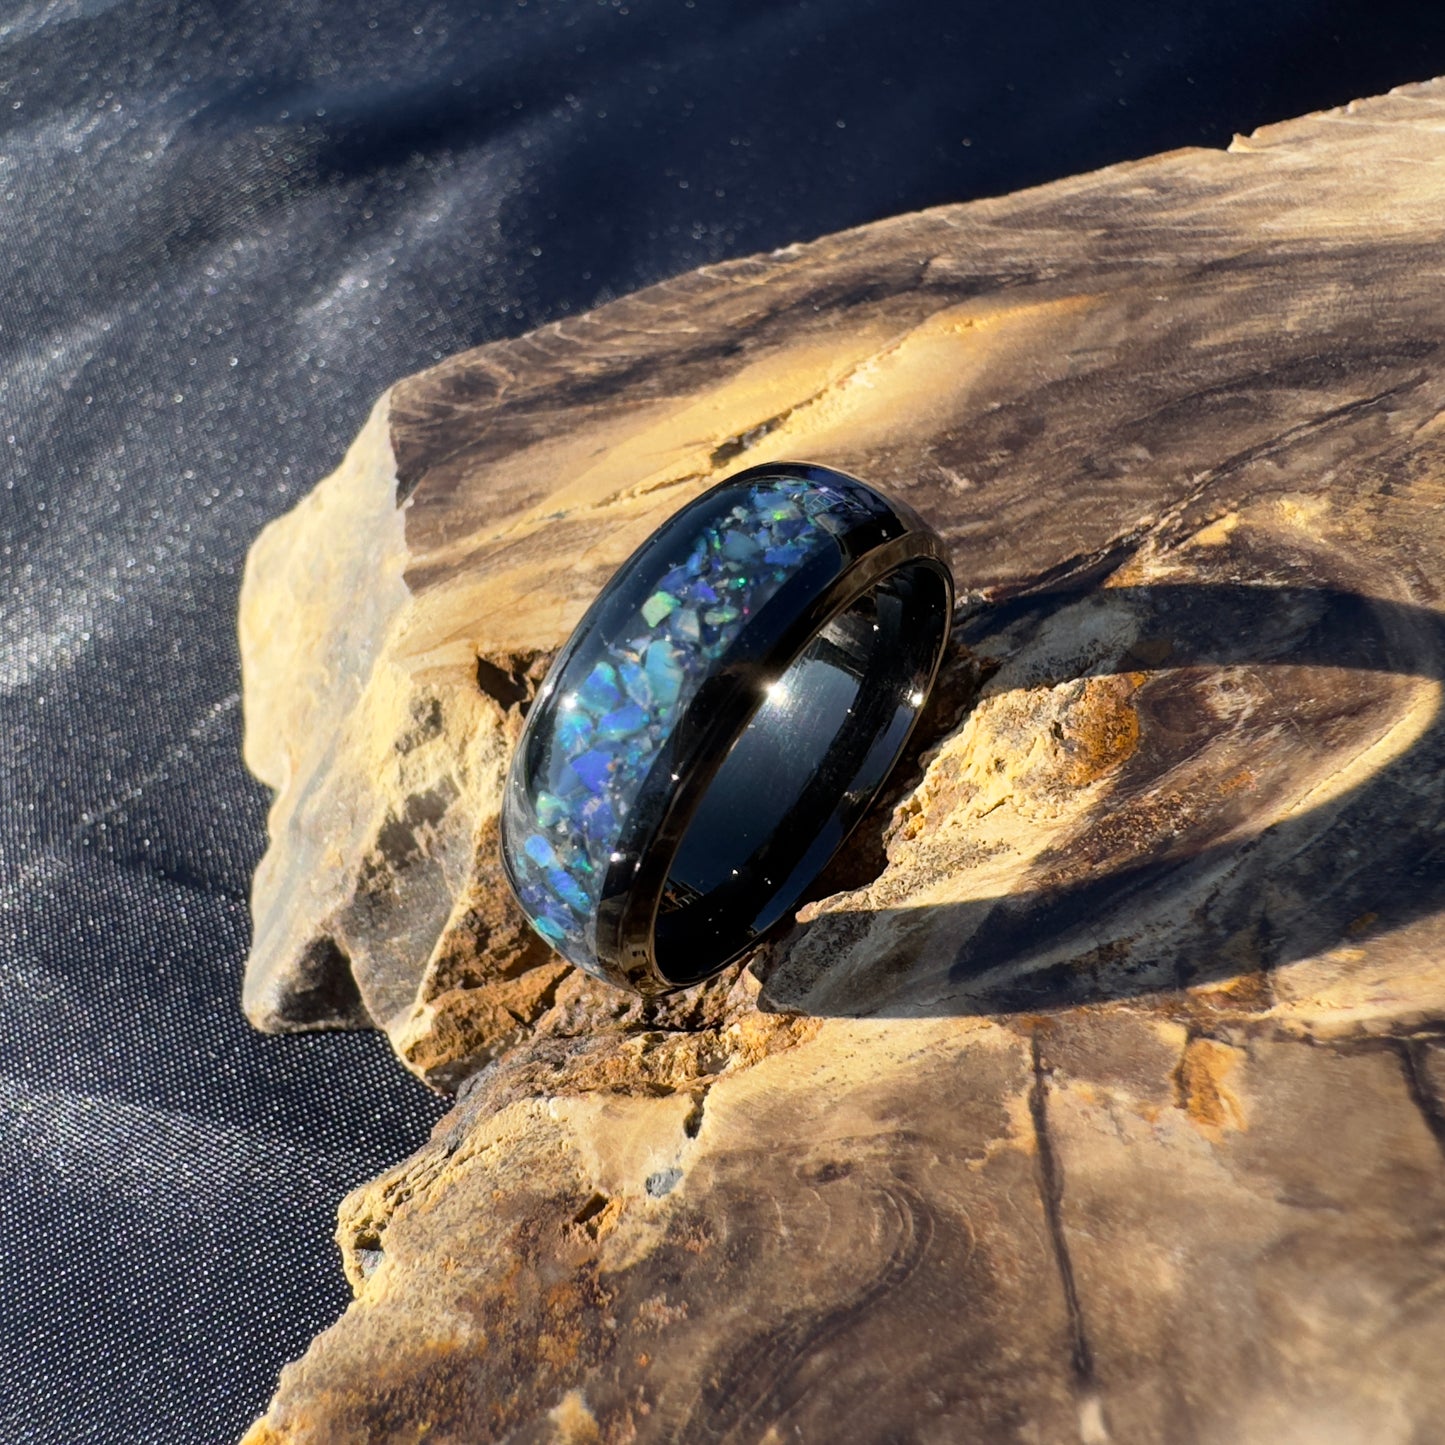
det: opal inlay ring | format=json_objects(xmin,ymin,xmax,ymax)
[{"xmin": 499, "ymin": 461, "xmax": 954, "ymax": 993}]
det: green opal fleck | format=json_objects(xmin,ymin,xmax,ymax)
[
  {"xmin": 641, "ymin": 591, "xmax": 677, "ymax": 627},
  {"xmin": 535, "ymin": 790, "xmax": 567, "ymax": 828},
  {"xmin": 533, "ymin": 915, "xmax": 566, "ymax": 944},
  {"xmin": 644, "ymin": 639, "xmax": 684, "ymax": 706}
]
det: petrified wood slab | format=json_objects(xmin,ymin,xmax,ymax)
[{"xmin": 242, "ymin": 82, "xmax": 1445, "ymax": 1442}]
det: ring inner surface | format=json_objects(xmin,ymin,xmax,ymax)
[{"xmin": 653, "ymin": 560, "xmax": 948, "ymax": 986}]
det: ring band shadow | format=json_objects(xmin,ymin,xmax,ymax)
[{"xmin": 756, "ymin": 580, "xmax": 1445, "ymax": 1020}]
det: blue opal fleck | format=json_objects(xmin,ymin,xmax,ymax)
[
  {"xmin": 722, "ymin": 529, "xmax": 760, "ymax": 562},
  {"xmin": 576, "ymin": 661, "xmax": 623, "ymax": 715},
  {"xmin": 551, "ymin": 868, "xmax": 591, "ymax": 914},
  {"xmin": 570, "ymin": 749, "xmax": 615, "ymax": 793},
  {"xmin": 618, "ymin": 659, "xmax": 653, "ymax": 709},
  {"xmin": 598, "ymin": 702, "xmax": 649, "ymax": 741},
  {"xmin": 580, "ymin": 793, "xmax": 620, "ymax": 840},
  {"xmin": 557, "ymin": 707, "xmax": 593, "ymax": 752}
]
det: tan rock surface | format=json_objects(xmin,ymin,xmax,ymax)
[{"xmin": 242, "ymin": 82, "xmax": 1445, "ymax": 1441}]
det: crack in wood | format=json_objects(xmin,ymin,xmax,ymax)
[
  {"xmin": 1155, "ymin": 375, "xmax": 1428, "ymax": 544},
  {"xmin": 1029, "ymin": 1034, "xmax": 1100, "ymax": 1403}
]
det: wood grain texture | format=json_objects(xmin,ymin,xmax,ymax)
[{"xmin": 240, "ymin": 82, "xmax": 1445, "ymax": 1441}]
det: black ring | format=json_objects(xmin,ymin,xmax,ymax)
[{"xmin": 499, "ymin": 461, "xmax": 954, "ymax": 993}]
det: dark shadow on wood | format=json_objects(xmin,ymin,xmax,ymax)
[{"xmin": 757, "ymin": 581, "xmax": 1445, "ymax": 1020}]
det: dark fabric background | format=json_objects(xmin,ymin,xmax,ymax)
[{"xmin": 2, "ymin": 2, "xmax": 1443, "ymax": 1440}]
